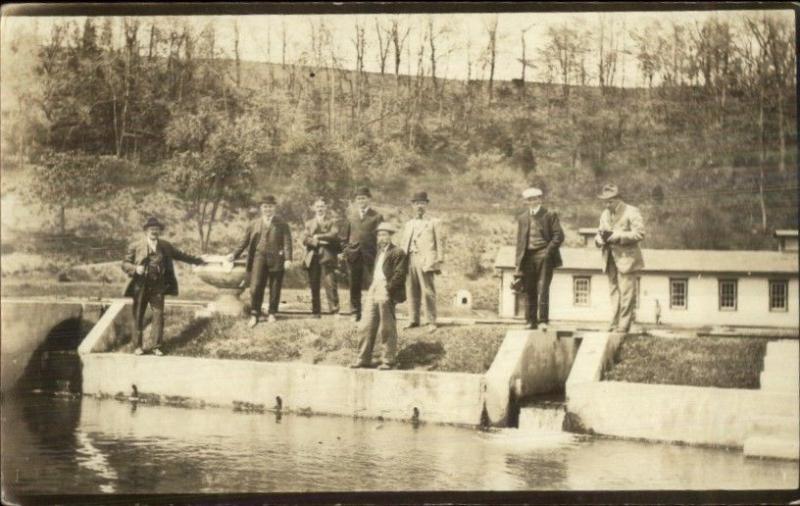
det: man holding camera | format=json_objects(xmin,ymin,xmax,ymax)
[
  {"xmin": 594, "ymin": 183, "xmax": 645, "ymax": 334},
  {"xmin": 122, "ymin": 217, "xmax": 206, "ymax": 356}
]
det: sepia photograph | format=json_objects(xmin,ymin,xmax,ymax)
[{"xmin": 0, "ymin": 2, "xmax": 798, "ymax": 504}]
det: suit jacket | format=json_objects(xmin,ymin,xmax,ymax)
[
  {"xmin": 514, "ymin": 206, "xmax": 564, "ymax": 274},
  {"xmin": 121, "ymin": 239, "xmax": 203, "ymax": 297},
  {"xmin": 232, "ymin": 217, "xmax": 293, "ymax": 273},
  {"xmin": 594, "ymin": 201, "xmax": 645, "ymax": 274},
  {"xmin": 302, "ymin": 215, "xmax": 341, "ymax": 268},
  {"xmin": 374, "ymin": 243, "xmax": 409, "ymax": 304},
  {"xmin": 399, "ymin": 217, "xmax": 445, "ymax": 273},
  {"xmin": 342, "ymin": 207, "xmax": 383, "ymax": 264}
]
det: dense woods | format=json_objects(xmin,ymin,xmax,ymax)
[{"xmin": 1, "ymin": 12, "xmax": 796, "ymax": 252}]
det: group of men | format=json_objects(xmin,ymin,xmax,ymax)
[{"xmin": 122, "ymin": 183, "xmax": 644, "ymax": 368}]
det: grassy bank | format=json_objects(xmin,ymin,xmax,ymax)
[
  {"xmin": 113, "ymin": 309, "xmax": 508, "ymax": 374},
  {"xmin": 604, "ymin": 335, "xmax": 768, "ymax": 389}
]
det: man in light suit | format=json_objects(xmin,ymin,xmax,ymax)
[
  {"xmin": 513, "ymin": 187, "xmax": 564, "ymax": 331},
  {"xmin": 341, "ymin": 187, "xmax": 384, "ymax": 322},
  {"xmin": 400, "ymin": 191, "xmax": 445, "ymax": 331},
  {"xmin": 302, "ymin": 197, "xmax": 341, "ymax": 318},
  {"xmin": 228, "ymin": 195, "xmax": 293, "ymax": 327},
  {"xmin": 594, "ymin": 183, "xmax": 645, "ymax": 333},
  {"xmin": 122, "ymin": 217, "xmax": 206, "ymax": 356}
]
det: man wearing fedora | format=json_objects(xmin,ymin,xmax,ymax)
[
  {"xmin": 399, "ymin": 191, "xmax": 445, "ymax": 331},
  {"xmin": 514, "ymin": 187, "xmax": 564, "ymax": 331},
  {"xmin": 302, "ymin": 197, "xmax": 341, "ymax": 318},
  {"xmin": 341, "ymin": 187, "xmax": 384, "ymax": 322},
  {"xmin": 351, "ymin": 222, "xmax": 408, "ymax": 370},
  {"xmin": 122, "ymin": 217, "xmax": 207, "ymax": 355},
  {"xmin": 228, "ymin": 195, "xmax": 293, "ymax": 327},
  {"xmin": 594, "ymin": 183, "xmax": 645, "ymax": 333}
]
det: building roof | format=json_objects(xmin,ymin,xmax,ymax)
[
  {"xmin": 494, "ymin": 246, "xmax": 799, "ymax": 275},
  {"xmin": 774, "ymin": 229, "xmax": 799, "ymax": 238}
]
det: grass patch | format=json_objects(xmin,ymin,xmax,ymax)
[
  {"xmin": 115, "ymin": 312, "xmax": 508, "ymax": 374},
  {"xmin": 603, "ymin": 335, "xmax": 768, "ymax": 389}
]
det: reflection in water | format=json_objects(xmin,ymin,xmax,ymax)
[{"xmin": 1, "ymin": 393, "xmax": 798, "ymax": 496}]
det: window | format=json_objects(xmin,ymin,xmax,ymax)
[
  {"xmin": 573, "ymin": 276, "xmax": 591, "ymax": 306},
  {"xmin": 718, "ymin": 279, "xmax": 738, "ymax": 311},
  {"xmin": 769, "ymin": 280, "xmax": 789, "ymax": 312},
  {"xmin": 670, "ymin": 278, "xmax": 688, "ymax": 309}
]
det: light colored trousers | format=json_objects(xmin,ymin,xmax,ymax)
[
  {"xmin": 406, "ymin": 252, "xmax": 437, "ymax": 324},
  {"xmin": 607, "ymin": 254, "xmax": 636, "ymax": 332},
  {"xmin": 357, "ymin": 282, "xmax": 398, "ymax": 366}
]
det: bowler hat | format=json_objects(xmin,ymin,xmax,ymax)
[
  {"xmin": 411, "ymin": 191, "xmax": 429, "ymax": 203},
  {"xmin": 143, "ymin": 217, "xmax": 165, "ymax": 230},
  {"xmin": 376, "ymin": 222, "xmax": 397, "ymax": 234},
  {"xmin": 261, "ymin": 195, "xmax": 277, "ymax": 205},
  {"xmin": 597, "ymin": 183, "xmax": 620, "ymax": 200},
  {"xmin": 354, "ymin": 186, "xmax": 372, "ymax": 198}
]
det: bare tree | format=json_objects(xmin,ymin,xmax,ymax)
[
  {"xmin": 390, "ymin": 17, "xmax": 411, "ymax": 92},
  {"xmin": 233, "ymin": 20, "xmax": 241, "ymax": 87},
  {"xmin": 485, "ymin": 15, "xmax": 498, "ymax": 99},
  {"xmin": 374, "ymin": 18, "xmax": 390, "ymax": 76}
]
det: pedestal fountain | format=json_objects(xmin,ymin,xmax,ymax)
[{"xmin": 193, "ymin": 255, "xmax": 248, "ymax": 316}]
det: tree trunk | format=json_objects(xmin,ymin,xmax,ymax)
[
  {"xmin": 59, "ymin": 205, "xmax": 66, "ymax": 235},
  {"xmin": 758, "ymin": 88, "xmax": 768, "ymax": 231},
  {"xmin": 777, "ymin": 90, "xmax": 786, "ymax": 172}
]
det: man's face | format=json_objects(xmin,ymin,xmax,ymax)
[
  {"xmin": 412, "ymin": 200, "xmax": 427, "ymax": 217},
  {"xmin": 261, "ymin": 203, "xmax": 276, "ymax": 219},
  {"xmin": 525, "ymin": 196, "xmax": 543, "ymax": 211},
  {"xmin": 377, "ymin": 230, "xmax": 392, "ymax": 247},
  {"xmin": 355, "ymin": 195, "xmax": 370, "ymax": 210},
  {"xmin": 313, "ymin": 201, "xmax": 327, "ymax": 216},
  {"xmin": 604, "ymin": 198, "xmax": 619, "ymax": 211},
  {"xmin": 145, "ymin": 227, "xmax": 161, "ymax": 241}
]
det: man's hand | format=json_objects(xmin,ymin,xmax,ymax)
[
  {"xmin": 607, "ymin": 232, "xmax": 621, "ymax": 244},
  {"xmin": 226, "ymin": 253, "xmax": 236, "ymax": 263},
  {"xmin": 283, "ymin": 260, "xmax": 292, "ymax": 271},
  {"xmin": 311, "ymin": 236, "xmax": 319, "ymax": 247},
  {"xmin": 135, "ymin": 265, "xmax": 146, "ymax": 275}
]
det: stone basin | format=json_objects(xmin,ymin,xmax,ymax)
[{"xmin": 194, "ymin": 255, "xmax": 248, "ymax": 316}]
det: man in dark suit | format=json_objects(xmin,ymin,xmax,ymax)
[
  {"xmin": 514, "ymin": 187, "xmax": 564, "ymax": 331},
  {"xmin": 350, "ymin": 222, "xmax": 408, "ymax": 370},
  {"xmin": 341, "ymin": 187, "xmax": 383, "ymax": 322},
  {"xmin": 121, "ymin": 217, "xmax": 206, "ymax": 355},
  {"xmin": 228, "ymin": 195, "xmax": 293, "ymax": 327},
  {"xmin": 302, "ymin": 197, "xmax": 341, "ymax": 318}
]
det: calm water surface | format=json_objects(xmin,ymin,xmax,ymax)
[{"xmin": 2, "ymin": 393, "xmax": 798, "ymax": 495}]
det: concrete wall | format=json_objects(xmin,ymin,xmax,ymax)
[
  {"xmin": 501, "ymin": 269, "xmax": 799, "ymax": 329},
  {"xmin": 1, "ymin": 299, "xmax": 106, "ymax": 391},
  {"xmin": 80, "ymin": 353, "xmax": 486, "ymax": 426}
]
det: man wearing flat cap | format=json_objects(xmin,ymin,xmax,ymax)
[
  {"xmin": 594, "ymin": 183, "xmax": 645, "ymax": 333},
  {"xmin": 514, "ymin": 187, "xmax": 564, "ymax": 331},
  {"xmin": 341, "ymin": 187, "xmax": 384, "ymax": 322},
  {"xmin": 400, "ymin": 191, "xmax": 445, "ymax": 331},
  {"xmin": 228, "ymin": 195, "xmax": 293, "ymax": 327},
  {"xmin": 122, "ymin": 217, "xmax": 207, "ymax": 356},
  {"xmin": 351, "ymin": 222, "xmax": 408, "ymax": 370}
]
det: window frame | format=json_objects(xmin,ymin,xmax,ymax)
[
  {"xmin": 669, "ymin": 277, "xmax": 688, "ymax": 310},
  {"xmin": 718, "ymin": 278, "xmax": 738, "ymax": 311},
  {"xmin": 768, "ymin": 279, "xmax": 789, "ymax": 312},
  {"xmin": 573, "ymin": 275, "xmax": 591, "ymax": 307}
]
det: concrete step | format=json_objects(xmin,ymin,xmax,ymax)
[
  {"xmin": 760, "ymin": 371, "xmax": 800, "ymax": 392},
  {"xmin": 753, "ymin": 392, "xmax": 800, "ymax": 418},
  {"xmin": 763, "ymin": 354, "xmax": 799, "ymax": 373},
  {"xmin": 748, "ymin": 415, "xmax": 800, "ymax": 439},
  {"xmin": 743, "ymin": 435, "xmax": 800, "ymax": 460}
]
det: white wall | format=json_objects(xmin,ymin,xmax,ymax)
[{"xmin": 499, "ymin": 268, "xmax": 799, "ymax": 328}]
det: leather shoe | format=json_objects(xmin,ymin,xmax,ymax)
[
  {"xmin": 267, "ymin": 314, "xmax": 277, "ymax": 323},
  {"xmin": 133, "ymin": 347, "xmax": 144, "ymax": 356},
  {"xmin": 539, "ymin": 322, "xmax": 548, "ymax": 332},
  {"xmin": 349, "ymin": 362, "xmax": 368, "ymax": 369},
  {"xmin": 377, "ymin": 363, "xmax": 393, "ymax": 370},
  {"xmin": 425, "ymin": 323, "xmax": 438, "ymax": 332},
  {"xmin": 247, "ymin": 316, "xmax": 258, "ymax": 328},
  {"xmin": 352, "ymin": 314, "xmax": 361, "ymax": 323},
  {"xmin": 404, "ymin": 322, "xmax": 420, "ymax": 330},
  {"xmin": 524, "ymin": 322, "xmax": 537, "ymax": 330}
]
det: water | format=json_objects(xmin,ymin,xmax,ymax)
[{"xmin": 2, "ymin": 392, "xmax": 797, "ymax": 495}]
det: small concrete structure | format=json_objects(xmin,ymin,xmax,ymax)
[
  {"xmin": 495, "ymin": 242, "xmax": 799, "ymax": 329},
  {"xmin": 484, "ymin": 329, "xmax": 579, "ymax": 425},
  {"xmin": 775, "ymin": 229, "xmax": 799, "ymax": 253},
  {"xmin": 1, "ymin": 299, "xmax": 106, "ymax": 392},
  {"xmin": 193, "ymin": 256, "xmax": 247, "ymax": 316}
]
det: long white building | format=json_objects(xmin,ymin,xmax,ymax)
[{"xmin": 494, "ymin": 229, "xmax": 799, "ymax": 329}]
